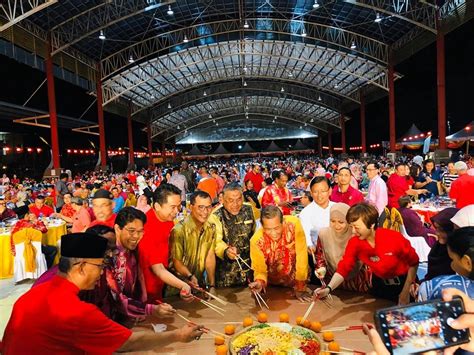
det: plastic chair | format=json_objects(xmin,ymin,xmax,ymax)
[
  {"xmin": 400, "ymin": 224, "xmax": 431, "ymax": 263},
  {"xmin": 13, "ymin": 228, "xmax": 47, "ymax": 282}
]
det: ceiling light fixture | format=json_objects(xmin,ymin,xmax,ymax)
[
  {"xmin": 243, "ymin": 20, "xmax": 249, "ymax": 29},
  {"xmin": 313, "ymin": 0, "xmax": 320, "ymax": 9},
  {"xmin": 318, "ymin": 95, "xmax": 322, "ymax": 101},
  {"xmin": 167, "ymin": 5, "xmax": 174, "ymax": 15},
  {"xmin": 99, "ymin": 30, "xmax": 106, "ymax": 40},
  {"xmin": 243, "ymin": 81, "xmax": 248, "ymax": 87},
  {"xmin": 128, "ymin": 55, "xmax": 135, "ymax": 63},
  {"xmin": 301, "ymin": 28, "xmax": 307, "ymax": 37},
  {"xmin": 374, "ymin": 13, "xmax": 382, "ymax": 23},
  {"xmin": 281, "ymin": 87, "xmax": 285, "ymax": 92},
  {"xmin": 183, "ymin": 35, "xmax": 189, "ymax": 43},
  {"xmin": 203, "ymin": 91, "xmax": 207, "ymax": 96},
  {"xmin": 350, "ymin": 41, "xmax": 356, "ymax": 49},
  {"xmin": 168, "ymin": 102, "xmax": 172, "ymax": 109},
  {"xmin": 209, "ymin": 114, "xmax": 212, "ymax": 119}
]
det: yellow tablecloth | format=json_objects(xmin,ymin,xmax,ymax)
[
  {"xmin": 0, "ymin": 222, "xmax": 67, "ymax": 279},
  {"xmin": 42, "ymin": 223, "xmax": 67, "ymax": 265},
  {"xmin": 0, "ymin": 233, "xmax": 13, "ymax": 279}
]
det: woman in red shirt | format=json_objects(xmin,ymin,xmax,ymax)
[{"xmin": 314, "ymin": 202, "xmax": 419, "ymax": 304}]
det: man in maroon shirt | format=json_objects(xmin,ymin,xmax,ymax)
[
  {"xmin": 2, "ymin": 232, "xmax": 203, "ymax": 354},
  {"xmin": 330, "ymin": 167, "xmax": 364, "ymax": 206},
  {"xmin": 244, "ymin": 164, "xmax": 264, "ymax": 193}
]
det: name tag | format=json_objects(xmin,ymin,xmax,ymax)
[
  {"xmin": 244, "ymin": 220, "xmax": 253, "ymax": 225},
  {"xmin": 369, "ymin": 255, "xmax": 380, "ymax": 262}
]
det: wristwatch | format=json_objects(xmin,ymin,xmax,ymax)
[
  {"xmin": 326, "ymin": 285, "xmax": 333, "ymax": 293},
  {"xmin": 187, "ymin": 274, "xmax": 194, "ymax": 281}
]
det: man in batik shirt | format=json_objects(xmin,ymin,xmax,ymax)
[
  {"xmin": 167, "ymin": 190, "xmax": 217, "ymax": 296},
  {"xmin": 84, "ymin": 207, "xmax": 175, "ymax": 326},
  {"xmin": 249, "ymin": 206, "xmax": 312, "ymax": 302},
  {"xmin": 261, "ymin": 170, "xmax": 294, "ymax": 215},
  {"xmin": 211, "ymin": 183, "xmax": 255, "ymax": 287}
]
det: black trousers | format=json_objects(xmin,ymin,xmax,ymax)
[
  {"xmin": 41, "ymin": 245, "xmax": 58, "ymax": 269},
  {"xmin": 370, "ymin": 274, "xmax": 407, "ymax": 303}
]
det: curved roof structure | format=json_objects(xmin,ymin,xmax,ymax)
[{"xmin": 1, "ymin": 0, "xmax": 465, "ymax": 143}]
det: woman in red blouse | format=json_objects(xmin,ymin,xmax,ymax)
[{"xmin": 314, "ymin": 202, "xmax": 419, "ymax": 304}]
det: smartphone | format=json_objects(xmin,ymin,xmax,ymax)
[{"xmin": 375, "ymin": 298, "xmax": 470, "ymax": 354}]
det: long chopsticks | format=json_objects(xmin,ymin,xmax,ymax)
[
  {"xmin": 324, "ymin": 325, "xmax": 364, "ymax": 332},
  {"xmin": 300, "ymin": 301, "xmax": 315, "ymax": 323},
  {"xmin": 187, "ymin": 282, "xmax": 228, "ymax": 306},
  {"xmin": 192, "ymin": 295, "xmax": 226, "ymax": 316},
  {"xmin": 175, "ymin": 312, "xmax": 228, "ymax": 338}
]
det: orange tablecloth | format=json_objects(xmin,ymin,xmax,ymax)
[{"xmin": 0, "ymin": 223, "xmax": 67, "ymax": 279}]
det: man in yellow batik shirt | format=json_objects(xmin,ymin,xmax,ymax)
[{"xmin": 249, "ymin": 206, "xmax": 312, "ymax": 302}]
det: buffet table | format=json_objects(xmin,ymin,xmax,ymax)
[
  {"xmin": 411, "ymin": 197, "xmax": 455, "ymax": 224},
  {"xmin": 122, "ymin": 287, "xmax": 393, "ymax": 354}
]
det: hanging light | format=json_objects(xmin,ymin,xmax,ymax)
[
  {"xmin": 280, "ymin": 87, "xmax": 285, "ymax": 92},
  {"xmin": 243, "ymin": 20, "xmax": 249, "ymax": 29},
  {"xmin": 310, "ymin": 118, "xmax": 314, "ymax": 122},
  {"xmin": 167, "ymin": 5, "xmax": 174, "ymax": 15},
  {"xmin": 374, "ymin": 13, "xmax": 382, "ymax": 23},
  {"xmin": 168, "ymin": 102, "xmax": 172, "ymax": 109},
  {"xmin": 183, "ymin": 35, "xmax": 189, "ymax": 43},
  {"xmin": 288, "ymin": 71, "xmax": 293, "ymax": 78},
  {"xmin": 313, "ymin": 0, "xmax": 320, "ymax": 9},
  {"xmin": 99, "ymin": 30, "xmax": 106, "ymax": 40},
  {"xmin": 243, "ymin": 81, "xmax": 248, "ymax": 87},
  {"xmin": 301, "ymin": 27, "xmax": 307, "ymax": 37},
  {"xmin": 350, "ymin": 41, "xmax": 356, "ymax": 50},
  {"xmin": 203, "ymin": 90, "xmax": 207, "ymax": 96},
  {"xmin": 334, "ymin": 82, "xmax": 339, "ymax": 89},
  {"xmin": 216, "ymin": 122, "xmax": 219, "ymax": 126},
  {"xmin": 128, "ymin": 55, "xmax": 135, "ymax": 63},
  {"xmin": 274, "ymin": 116, "xmax": 277, "ymax": 120},
  {"xmin": 208, "ymin": 114, "xmax": 212, "ymax": 119},
  {"xmin": 318, "ymin": 95, "xmax": 322, "ymax": 101}
]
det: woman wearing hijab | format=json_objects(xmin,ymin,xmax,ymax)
[{"xmin": 313, "ymin": 203, "xmax": 370, "ymax": 292}]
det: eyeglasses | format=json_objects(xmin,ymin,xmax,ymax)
[
  {"xmin": 123, "ymin": 227, "xmax": 144, "ymax": 236},
  {"xmin": 74, "ymin": 261, "xmax": 108, "ymax": 270},
  {"xmin": 311, "ymin": 189, "xmax": 330, "ymax": 195},
  {"xmin": 366, "ymin": 168, "xmax": 378, "ymax": 171}
]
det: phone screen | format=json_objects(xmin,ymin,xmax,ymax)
[{"xmin": 375, "ymin": 299, "xmax": 469, "ymax": 354}]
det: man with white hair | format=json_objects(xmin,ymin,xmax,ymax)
[{"xmin": 450, "ymin": 161, "xmax": 474, "ymax": 208}]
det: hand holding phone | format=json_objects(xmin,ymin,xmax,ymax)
[{"xmin": 374, "ymin": 296, "xmax": 470, "ymax": 354}]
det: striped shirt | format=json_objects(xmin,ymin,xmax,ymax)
[{"xmin": 442, "ymin": 173, "xmax": 458, "ymax": 188}]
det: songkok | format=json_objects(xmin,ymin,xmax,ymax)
[
  {"xmin": 92, "ymin": 189, "xmax": 113, "ymax": 200},
  {"xmin": 454, "ymin": 161, "xmax": 468, "ymax": 171},
  {"xmin": 61, "ymin": 232, "xmax": 108, "ymax": 258},
  {"xmin": 451, "ymin": 205, "xmax": 474, "ymax": 228}
]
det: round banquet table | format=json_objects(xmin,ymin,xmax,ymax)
[
  {"xmin": 0, "ymin": 221, "xmax": 67, "ymax": 279},
  {"xmin": 0, "ymin": 231, "xmax": 13, "ymax": 279},
  {"xmin": 120, "ymin": 286, "xmax": 393, "ymax": 354}
]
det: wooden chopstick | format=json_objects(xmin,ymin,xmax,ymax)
[
  {"xmin": 187, "ymin": 282, "xmax": 228, "ymax": 306},
  {"xmin": 197, "ymin": 298, "xmax": 225, "ymax": 316},
  {"xmin": 193, "ymin": 295, "xmax": 226, "ymax": 312},
  {"xmin": 252, "ymin": 290, "xmax": 263, "ymax": 310},
  {"xmin": 236, "ymin": 254, "xmax": 252, "ymax": 270},
  {"xmin": 175, "ymin": 312, "xmax": 228, "ymax": 337},
  {"xmin": 324, "ymin": 325, "xmax": 364, "ymax": 332},
  {"xmin": 340, "ymin": 347, "xmax": 366, "ymax": 354},
  {"xmin": 301, "ymin": 301, "xmax": 315, "ymax": 323},
  {"xmin": 254, "ymin": 291, "xmax": 270, "ymax": 309}
]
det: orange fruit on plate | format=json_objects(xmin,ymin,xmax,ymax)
[
  {"xmin": 296, "ymin": 316, "xmax": 303, "ymax": 325},
  {"xmin": 322, "ymin": 331, "xmax": 335, "ymax": 342},
  {"xmin": 279, "ymin": 313, "xmax": 290, "ymax": 323},
  {"xmin": 243, "ymin": 317, "xmax": 253, "ymax": 327},
  {"xmin": 303, "ymin": 319, "xmax": 311, "ymax": 328},
  {"xmin": 257, "ymin": 312, "xmax": 268, "ymax": 323},
  {"xmin": 310, "ymin": 321, "xmax": 322, "ymax": 332},
  {"xmin": 214, "ymin": 336, "xmax": 225, "ymax": 345},
  {"xmin": 224, "ymin": 324, "xmax": 235, "ymax": 335},
  {"xmin": 216, "ymin": 344, "xmax": 228, "ymax": 355},
  {"xmin": 328, "ymin": 341, "xmax": 340, "ymax": 352},
  {"xmin": 320, "ymin": 352, "xmax": 330, "ymax": 355}
]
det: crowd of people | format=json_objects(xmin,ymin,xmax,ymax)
[{"xmin": 2, "ymin": 151, "xmax": 474, "ymax": 353}]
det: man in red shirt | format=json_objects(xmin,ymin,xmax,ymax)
[
  {"xmin": 330, "ymin": 167, "xmax": 364, "ymax": 206},
  {"xmin": 244, "ymin": 164, "xmax": 264, "ymax": 193},
  {"xmin": 450, "ymin": 161, "xmax": 474, "ymax": 208},
  {"xmin": 89, "ymin": 189, "xmax": 117, "ymax": 228},
  {"xmin": 1, "ymin": 232, "xmax": 203, "ymax": 354},
  {"xmin": 387, "ymin": 163, "xmax": 427, "ymax": 208},
  {"xmin": 29, "ymin": 195, "xmax": 54, "ymax": 218},
  {"xmin": 139, "ymin": 183, "xmax": 193, "ymax": 302}
]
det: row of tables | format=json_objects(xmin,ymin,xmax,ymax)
[{"xmin": 0, "ymin": 219, "xmax": 67, "ymax": 279}]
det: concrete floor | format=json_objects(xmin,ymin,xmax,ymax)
[{"xmin": 0, "ymin": 278, "xmax": 33, "ymax": 339}]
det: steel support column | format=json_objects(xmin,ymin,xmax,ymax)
[
  {"xmin": 317, "ymin": 137, "xmax": 322, "ymax": 156},
  {"xmin": 360, "ymin": 92, "xmax": 367, "ymax": 153},
  {"xmin": 437, "ymin": 21, "xmax": 447, "ymax": 149},
  {"xmin": 340, "ymin": 114, "xmax": 346, "ymax": 154},
  {"xmin": 96, "ymin": 64, "xmax": 107, "ymax": 170},
  {"xmin": 46, "ymin": 39, "xmax": 60, "ymax": 170},
  {"xmin": 388, "ymin": 64, "xmax": 396, "ymax": 153},
  {"xmin": 147, "ymin": 121, "xmax": 153, "ymax": 166},
  {"xmin": 127, "ymin": 101, "xmax": 135, "ymax": 166}
]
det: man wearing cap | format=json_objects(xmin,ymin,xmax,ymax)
[
  {"xmin": 89, "ymin": 188, "xmax": 116, "ymax": 228},
  {"xmin": 450, "ymin": 161, "xmax": 474, "ymax": 208},
  {"xmin": 1, "ymin": 232, "xmax": 204, "ymax": 354},
  {"xmin": 70, "ymin": 196, "xmax": 91, "ymax": 233}
]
